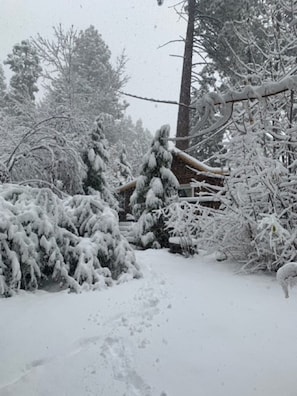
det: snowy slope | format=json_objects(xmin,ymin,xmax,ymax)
[{"xmin": 0, "ymin": 250, "xmax": 297, "ymax": 396}]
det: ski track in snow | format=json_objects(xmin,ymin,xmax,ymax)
[{"xmin": 0, "ymin": 258, "xmax": 169, "ymax": 396}]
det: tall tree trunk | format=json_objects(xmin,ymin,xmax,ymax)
[{"xmin": 176, "ymin": 0, "xmax": 195, "ymax": 150}]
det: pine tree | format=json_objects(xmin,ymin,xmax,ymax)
[
  {"xmin": 0, "ymin": 64, "xmax": 7, "ymax": 118},
  {"xmin": 72, "ymin": 25, "xmax": 126, "ymax": 120},
  {"xmin": 0, "ymin": 65, "xmax": 6, "ymax": 102},
  {"xmin": 33, "ymin": 25, "xmax": 87, "ymax": 147},
  {"xmin": 34, "ymin": 25, "xmax": 127, "ymax": 151},
  {"xmin": 131, "ymin": 125, "xmax": 178, "ymax": 248},
  {"xmin": 4, "ymin": 40, "xmax": 41, "ymax": 102},
  {"xmin": 83, "ymin": 115, "xmax": 118, "ymax": 209}
]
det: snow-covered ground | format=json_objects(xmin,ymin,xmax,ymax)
[{"xmin": 1, "ymin": 250, "xmax": 297, "ymax": 396}]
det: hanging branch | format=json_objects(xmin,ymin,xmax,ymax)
[
  {"xmin": 169, "ymin": 102, "xmax": 234, "ymax": 143},
  {"xmin": 120, "ymin": 77, "xmax": 297, "ymax": 115},
  {"xmin": 118, "ymin": 90, "xmax": 195, "ymax": 109}
]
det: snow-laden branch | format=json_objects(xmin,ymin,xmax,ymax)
[
  {"xmin": 6, "ymin": 116, "xmax": 70, "ymax": 171},
  {"xmin": 122, "ymin": 76, "xmax": 297, "ymax": 143},
  {"xmin": 174, "ymin": 76, "xmax": 297, "ymax": 142},
  {"xmin": 17, "ymin": 179, "xmax": 67, "ymax": 199},
  {"xmin": 217, "ymin": 76, "xmax": 297, "ymax": 104}
]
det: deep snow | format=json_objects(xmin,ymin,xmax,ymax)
[{"xmin": 1, "ymin": 250, "xmax": 297, "ymax": 396}]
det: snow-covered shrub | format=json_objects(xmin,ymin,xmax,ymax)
[
  {"xmin": 196, "ymin": 126, "xmax": 297, "ymax": 271},
  {"xmin": 130, "ymin": 125, "xmax": 178, "ymax": 248},
  {"xmin": 64, "ymin": 194, "xmax": 139, "ymax": 281},
  {"xmin": 0, "ymin": 184, "xmax": 140, "ymax": 297},
  {"xmin": 162, "ymin": 201, "xmax": 201, "ymax": 256}
]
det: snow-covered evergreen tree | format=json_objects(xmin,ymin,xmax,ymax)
[
  {"xmin": 4, "ymin": 40, "xmax": 42, "ymax": 102},
  {"xmin": 0, "ymin": 65, "xmax": 6, "ymax": 108},
  {"xmin": 72, "ymin": 25, "xmax": 127, "ymax": 120},
  {"xmin": 110, "ymin": 117, "xmax": 152, "ymax": 176},
  {"xmin": 0, "ymin": 184, "xmax": 140, "ymax": 297},
  {"xmin": 131, "ymin": 125, "xmax": 178, "ymax": 248},
  {"xmin": 34, "ymin": 25, "xmax": 126, "ymax": 148},
  {"xmin": 106, "ymin": 144, "xmax": 134, "ymax": 189},
  {"xmin": 83, "ymin": 115, "xmax": 118, "ymax": 209},
  {"xmin": 116, "ymin": 146, "xmax": 133, "ymax": 186}
]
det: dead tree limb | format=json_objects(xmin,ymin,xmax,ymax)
[{"xmin": 118, "ymin": 91, "xmax": 195, "ymax": 110}]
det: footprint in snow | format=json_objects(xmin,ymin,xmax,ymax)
[{"xmin": 101, "ymin": 336, "xmax": 152, "ymax": 396}]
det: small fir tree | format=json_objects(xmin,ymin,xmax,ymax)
[
  {"xmin": 131, "ymin": 125, "xmax": 178, "ymax": 248},
  {"xmin": 116, "ymin": 146, "xmax": 133, "ymax": 186},
  {"xmin": 83, "ymin": 115, "xmax": 118, "ymax": 209}
]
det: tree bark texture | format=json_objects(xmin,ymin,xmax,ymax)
[{"xmin": 176, "ymin": 0, "xmax": 195, "ymax": 150}]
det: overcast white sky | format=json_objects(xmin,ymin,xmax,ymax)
[{"xmin": 0, "ymin": 0, "xmax": 186, "ymax": 134}]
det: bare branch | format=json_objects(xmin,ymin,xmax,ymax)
[
  {"xmin": 169, "ymin": 54, "xmax": 184, "ymax": 59},
  {"xmin": 118, "ymin": 90, "xmax": 195, "ymax": 109},
  {"xmin": 157, "ymin": 38, "xmax": 185, "ymax": 49}
]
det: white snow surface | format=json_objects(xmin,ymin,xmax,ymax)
[{"xmin": 0, "ymin": 250, "xmax": 296, "ymax": 396}]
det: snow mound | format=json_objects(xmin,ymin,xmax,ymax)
[{"xmin": 276, "ymin": 262, "xmax": 297, "ymax": 298}]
